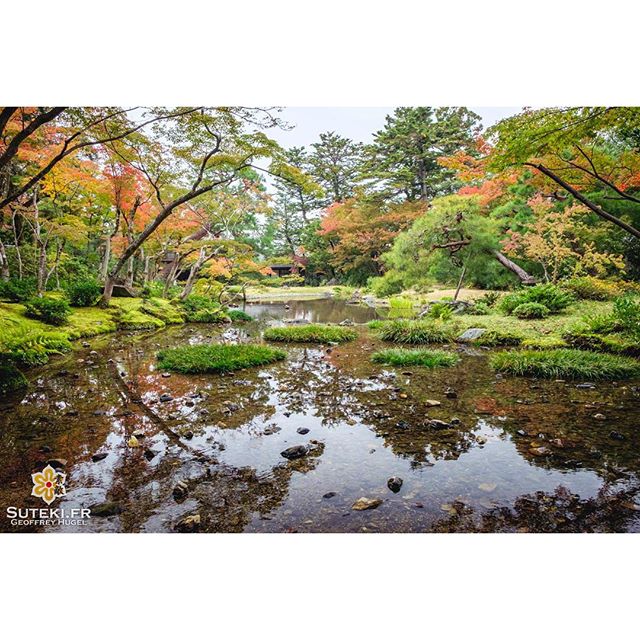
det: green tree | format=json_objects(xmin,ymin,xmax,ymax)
[{"xmin": 365, "ymin": 107, "xmax": 482, "ymax": 201}]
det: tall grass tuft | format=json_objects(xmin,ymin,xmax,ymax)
[
  {"xmin": 490, "ymin": 348, "xmax": 640, "ymax": 380},
  {"xmin": 377, "ymin": 319, "xmax": 457, "ymax": 344},
  {"xmin": 263, "ymin": 324, "xmax": 357, "ymax": 343},
  {"xmin": 371, "ymin": 348, "xmax": 459, "ymax": 367},
  {"xmin": 157, "ymin": 344, "xmax": 286, "ymax": 374}
]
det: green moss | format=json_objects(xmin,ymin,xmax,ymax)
[
  {"xmin": 371, "ymin": 348, "xmax": 460, "ymax": 367},
  {"xmin": 67, "ymin": 307, "xmax": 118, "ymax": 338},
  {"xmin": 521, "ymin": 336, "xmax": 568, "ymax": 350},
  {"xmin": 157, "ymin": 344, "xmax": 286, "ymax": 374},
  {"xmin": 263, "ymin": 324, "xmax": 358, "ymax": 343},
  {"xmin": 375, "ymin": 319, "xmax": 457, "ymax": 344},
  {"xmin": 490, "ymin": 349, "xmax": 640, "ymax": 380},
  {"xmin": 474, "ymin": 328, "xmax": 524, "ymax": 346}
]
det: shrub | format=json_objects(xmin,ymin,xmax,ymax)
[
  {"xmin": 227, "ymin": 309, "xmax": 253, "ymax": 323},
  {"xmin": 0, "ymin": 277, "xmax": 37, "ymax": 302},
  {"xmin": 24, "ymin": 296, "xmax": 71, "ymax": 326},
  {"xmin": 562, "ymin": 276, "xmax": 619, "ymax": 301},
  {"xmin": 263, "ymin": 324, "xmax": 357, "ymax": 343},
  {"xmin": 613, "ymin": 295, "xmax": 640, "ymax": 339},
  {"xmin": 369, "ymin": 271, "xmax": 405, "ymax": 298},
  {"xmin": 180, "ymin": 295, "xmax": 226, "ymax": 323},
  {"xmin": 465, "ymin": 301, "xmax": 491, "ymax": 315},
  {"xmin": 490, "ymin": 349, "xmax": 640, "ymax": 380},
  {"xmin": 377, "ymin": 319, "xmax": 457, "ymax": 344},
  {"xmin": 477, "ymin": 291, "xmax": 501, "ymax": 307},
  {"xmin": 371, "ymin": 348, "xmax": 460, "ymax": 367},
  {"xmin": 157, "ymin": 344, "xmax": 286, "ymax": 374},
  {"xmin": 500, "ymin": 284, "xmax": 574, "ymax": 315},
  {"xmin": 426, "ymin": 302, "xmax": 454, "ymax": 321},
  {"xmin": 512, "ymin": 302, "xmax": 550, "ymax": 319},
  {"xmin": 66, "ymin": 279, "xmax": 102, "ymax": 306}
]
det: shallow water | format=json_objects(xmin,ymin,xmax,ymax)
[{"xmin": 1, "ymin": 298, "xmax": 639, "ymax": 533}]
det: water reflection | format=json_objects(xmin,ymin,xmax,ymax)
[{"xmin": 0, "ymin": 299, "xmax": 639, "ymax": 533}]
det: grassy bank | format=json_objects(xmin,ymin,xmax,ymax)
[{"xmin": 263, "ymin": 324, "xmax": 358, "ymax": 343}]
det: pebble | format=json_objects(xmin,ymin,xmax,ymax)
[
  {"xmin": 593, "ymin": 413, "xmax": 606, "ymax": 420},
  {"xmin": 352, "ymin": 497, "xmax": 383, "ymax": 511},
  {"xmin": 173, "ymin": 480, "xmax": 189, "ymax": 500},
  {"xmin": 609, "ymin": 431, "xmax": 626, "ymax": 441},
  {"xmin": 323, "ymin": 492, "xmax": 337, "ymax": 499},
  {"xmin": 424, "ymin": 399, "xmax": 441, "ymax": 407},
  {"xmin": 387, "ymin": 477, "xmax": 403, "ymax": 493},
  {"xmin": 175, "ymin": 513, "xmax": 200, "ymax": 532},
  {"xmin": 296, "ymin": 427, "xmax": 310, "ymax": 435},
  {"xmin": 160, "ymin": 393, "xmax": 173, "ymax": 402},
  {"xmin": 280, "ymin": 445, "xmax": 309, "ymax": 460},
  {"xmin": 91, "ymin": 452, "xmax": 108, "ymax": 462}
]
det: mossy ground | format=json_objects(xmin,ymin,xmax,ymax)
[{"xmin": 157, "ymin": 344, "xmax": 286, "ymax": 374}]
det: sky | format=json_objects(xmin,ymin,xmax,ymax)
[{"xmin": 268, "ymin": 107, "xmax": 523, "ymax": 148}]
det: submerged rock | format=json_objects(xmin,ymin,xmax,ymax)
[
  {"xmin": 323, "ymin": 491, "xmax": 337, "ymax": 499},
  {"xmin": 296, "ymin": 427, "xmax": 310, "ymax": 435},
  {"xmin": 609, "ymin": 431, "xmax": 626, "ymax": 441},
  {"xmin": 159, "ymin": 393, "xmax": 173, "ymax": 402},
  {"xmin": 281, "ymin": 445, "xmax": 309, "ymax": 460},
  {"xmin": 173, "ymin": 480, "xmax": 189, "ymax": 500},
  {"xmin": 91, "ymin": 501, "xmax": 122, "ymax": 517},
  {"xmin": 352, "ymin": 497, "xmax": 383, "ymax": 511},
  {"xmin": 429, "ymin": 419, "xmax": 451, "ymax": 430},
  {"xmin": 91, "ymin": 452, "xmax": 108, "ymax": 462},
  {"xmin": 387, "ymin": 477, "xmax": 403, "ymax": 493},
  {"xmin": 175, "ymin": 513, "xmax": 201, "ymax": 532},
  {"xmin": 143, "ymin": 448, "xmax": 158, "ymax": 461}
]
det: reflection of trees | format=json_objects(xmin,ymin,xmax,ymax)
[{"xmin": 430, "ymin": 483, "xmax": 640, "ymax": 533}]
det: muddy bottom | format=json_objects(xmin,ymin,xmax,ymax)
[{"xmin": 1, "ymin": 299, "xmax": 639, "ymax": 533}]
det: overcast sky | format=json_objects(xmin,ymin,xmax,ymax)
[{"xmin": 268, "ymin": 107, "xmax": 522, "ymax": 148}]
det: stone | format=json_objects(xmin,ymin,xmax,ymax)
[
  {"xmin": 280, "ymin": 445, "xmax": 309, "ymax": 460},
  {"xmin": 478, "ymin": 482, "xmax": 497, "ymax": 492},
  {"xmin": 429, "ymin": 419, "xmax": 451, "ymax": 430},
  {"xmin": 91, "ymin": 501, "xmax": 122, "ymax": 517},
  {"xmin": 352, "ymin": 497, "xmax": 383, "ymax": 511},
  {"xmin": 457, "ymin": 328, "xmax": 487, "ymax": 342},
  {"xmin": 143, "ymin": 449, "xmax": 157, "ymax": 461},
  {"xmin": 175, "ymin": 513, "xmax": 200, "ymax": 532},
  {"xmin": 296, "ymin": 427, "xmax": 310, "ymax": 435},
  {"xmin": 159, "ymin": 393, "xmax": 173, "ymax": 402},
  {"xmin": 339, "ymin": 319, "xmax": 354, "ymax": 326},
  {"xmin": 424, "ymin": 399, "xmax": 441, "ymax": 407},
  {"xmin": 46, "ymin": 458, "xmax": 67, "ymax": 469},
  {"xmin": 576, "ymin": 383, "xmax": 596, "ymax": 390},
  {"xmin": 184, "ymin": 431, "xmax": 194, "ymax": 440},
  {"xmin": 173, "ymin": 480, "xmax": 189, "ymax": 500},
  {"xmin": 323, "ymin": 492, "xmax": 337, "ymax": 499},
  {"xmin": 609, "ymin": 431, "xmax": 626, "ymax": 441},
  {"xmin": 39, "ymin": 446, "xmax": 52, "ymax": 454},
  {"xmin": 161, "ymin": 372, "xmax": 171, "ymax": 378},
  {"xmin": 593, "ymin": 413, "xmax": 606, "ymax": 420},
  {"xmin": 444, "ymin": 387, "xmax": 458, "ymax": 398},
  {"xmin": 387, "ymin": 477, "xmax": 403, "ymax": 493},
  {"xmin": 91, "ymin": 452, "xmax": 108, "ymax": 462}
]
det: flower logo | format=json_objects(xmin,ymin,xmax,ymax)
[{"xmin": 31, "ymin": 465, "xmax": 66, "ymax": 505}]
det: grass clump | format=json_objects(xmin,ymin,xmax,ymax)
[
  {"xmin": 227, "ymin": 309, "xmax": 253, "ymax": 323},
  {"xmin": 376, "ymin": 319, "xmax": 456, "ymax": 344},
  {"xmin": 513, "ymin": 302, "xmax": 549, "ymax": 319},
  {"xmin": 157, "ymin": 344, "xmax": 286, "ymax": 374},
  {"xmin": 562, "ymin": 276, "xmax": 620, "ymax": 301},
  {"xmin": 521, "ymin": 336, "xmax": 568, "ymax": 350},
  {"xmin": 371, "ymin": 348, "xmax": 460, "ymax": 367},
  {"xmin": 490, "ymin": 348, "xmax": 640, "ymax": 380},
  {"xmin": 263, "ymin": 324, "xmax": 357, "ymax": 343},
  {"xmin": 66, "ymin": 279, "xmax": 102, "ymax": 306},
  {"xmin": 179, "ymin": 295, "xmax": 226, "ymax": 323}
]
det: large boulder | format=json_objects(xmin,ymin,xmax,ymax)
[{"xmin": 457, "ymin": 328, "xmax": 487, "ymax": 342}]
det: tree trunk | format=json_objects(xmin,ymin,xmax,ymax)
[
  {"xmin": 526, "ymin": 163, "xmax": 640, "ymax": 240},
  {"xmin": 0, "ymin": 239, "xmax": 10, "ymax": 280},
  {"xmin": 101, "ymin": 275, "xmax": 116, "ymax": 305},
  {"xmin": 36, "ymin": 241, "xmax": 47, "ymax": 294},
  {"xmin": 100, "ymin": 234, "xmax": 111, "ymax": 282},
  {"xmin": 492, "ymin": 250, "xmax": 536, "ymax": 284},
  {"xmin": 454, "ymin": 265, "xmax": 466, "ymax": 301}
]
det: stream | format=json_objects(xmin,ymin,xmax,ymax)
[{"xmin": 1, "ymin": 298, "xmax": 639, "ymax": 532}]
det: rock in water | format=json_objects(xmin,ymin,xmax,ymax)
[
  {"xmin": 91, "ymin": 452, "xmax": 108, "ymax": 462},
  {"xmin": 323, "ymin": 491, "xmax": 337, "ymax": 499},
  {"xmin": 173, "ymin": 480, "xmax": 189, "ymax": 500},
  {"xmin": 91, "ymin": 501, "xmax": 122, "ymax": 517},
  {"xmin": 424, "ymin": 399, "xmax": 441, "ymax": 407},
  {"xmin": 296, "ymin": 427, "xmax": 310, "ymax": 435},
  {"xmin": 159, "ymin": 393, "xmax": 173, "ymax": 402},
  {"xmin": 280, "ymin": 445, "xmax": 309, "ymax": 460},
  {"xmin": 444, "ymin": 387, "xmax": 458, "ymax": 398},
  {"xmin": 175, "ymin": 513, "xmax": 200, "ymax": 532},
  {"xmin": 457, "ymin": 328, "xmax": 487, "ymax": 342},
  {"xmin": 429, "ymin": 419, "xmax": 451, "ymax": 430},
  {"xmin": 387, "ymin": 477, "xmax": 403, "ymax": 493},
  {"xmin": 352, "ymin": 497, "xmax": 383, "ymax": 511},
  {"xmin": 610, "ymin": 431, "xmax": 626, "ymax": 441}
]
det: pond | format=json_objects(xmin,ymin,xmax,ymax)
[{"xmin": 1, "ymin": 298, "xmax": 639, "ymax": 532}]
